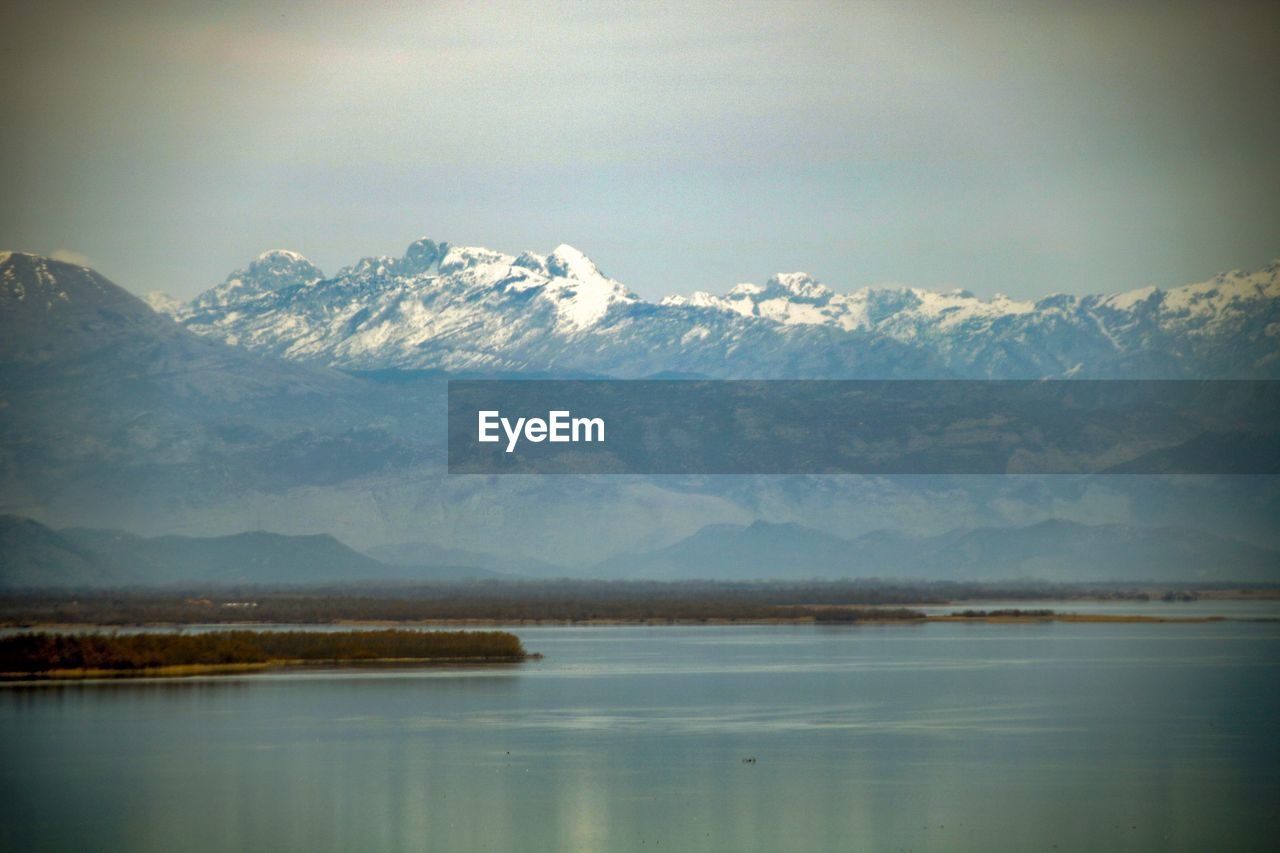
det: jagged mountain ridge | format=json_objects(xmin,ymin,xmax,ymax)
[
  {"xmin": 158, "ymin": 241, "xmax": 940, "ymax": 378},
  {"xmin": 150, "ymin": 241, "xmax": 1280, "ymax": 378}
]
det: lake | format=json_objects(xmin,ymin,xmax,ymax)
[{"xmin": 3, "ymin": 620, "xmax": 1278, "ymax": 852}]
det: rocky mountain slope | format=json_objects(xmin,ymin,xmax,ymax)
[{"xmin": 0, "ymin": 252, "xmax": 441, "ymax": 526}]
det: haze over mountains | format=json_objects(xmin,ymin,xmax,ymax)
[
  {"xmin": 2, "ymin": 244, "xmax": 1278, "ymax": 585},
  {"xmin": 595, "ymin": 519, "xmax": 1279, "ymax": 583},
  {"xmin": 0, "ymin": 516, "xmax": 492, "ymax": 588},
  {"xmin": 4, "ymin": 513, "xmax": 1274, "ymax": 589}
]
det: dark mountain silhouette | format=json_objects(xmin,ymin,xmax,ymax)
[{"xmin": 1, "ymin": 516, "xmax": 492, "ymax": 588}]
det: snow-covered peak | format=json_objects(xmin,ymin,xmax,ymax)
[
  {"xmin": 1098, "ymin": 285, "xmax": 1159, "ymax": 312},
  {"xmin": 665, "ymin": 272, "xmax": 1046, "ymax": 333},
  {"xmin": 726, "ymin": 282, "xmax": 765, "ymax": 298},
  {"xmin": 438, "ymin": 245, "xmax": 513, "ymax": 274},
  {"xmin": 333, "ymin": 239, "xmax": 448, "ymax": 279},
  {"xmin": 766, "ymin": 273, "xmax": 832, "ymax": 301},
  {"xmin": 670, "ymin": 273, "xmax": 847, "ymax": 327},
  {"xmin": 144, "ymin": 291, "xmax": 183, "ymax": 316},
  {"xmin": 539, "ymin": 245, "xmax": 636, "ymax": 330},
  {"xmin": 188, "ymin": 249, "xmax": 324, "ymax": 313},
  {"xmin": 546, "ymin": 244, "xmax": 599, "ymax": 280},
  {"xmin": 255, "ymin": 249, "xmax": 308, "ymax": 264},
  {"xmin": 243, "ymin": 250, "xmax": 323, "ymax": 286},
  {"xmin": 1158, "ymin": 262, "xmax": 1280, "ymax": 317},
  {"xmin": 661, "ymin": 291, "xmax": 725, "ymax": 309},
  {"xmin": 898, "ymin": 287, "xmax": 1036, "ymax": 328},
  {"xmin": 1089, "ymin": 261, "xmax": 1280, "ymax": 334}
]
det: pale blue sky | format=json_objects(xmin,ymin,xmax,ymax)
[{"xmin": 2, "ymin": 0, "xmax": 1277, "ymax": 301}]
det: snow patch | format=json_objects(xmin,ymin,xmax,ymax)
[
  {"xmin": 256, "ymin": 249, "xmax": 311, "ymax": 264},
  {"xmin": 1101, "ymin": 285, "xmax": 1158, "ymax": 311},
  {"xmin": 546, "ymin": 244, "xmax": 600, "ymax": 280},
  {"xmin": 539, "ymin": 245, "xmax": 636, "ymax": 330},
  {"xmin": 681, "ymin": 325, "xmax": 711, "ymax": 345},
  {"xmin": 768, "ymin": 273, "xmax": 832, "ymax": 300},
  {"xmin": 144, "ymin": 291, "xmax": 183, "ymax": 316}
]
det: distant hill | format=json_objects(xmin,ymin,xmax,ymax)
[
  {"xmin": 851, "ymin": 519, "xmax": 1280, "ymax": 582},
  {"xmin": 0, "ymin": 516, "xmax": 493, "ymax": 588},
  {"xmin": 595, "ymin": 518, "xmax": 1280, "ymax": 582},
  {"xmin": 0, "ymin": 516, "xmax": 129, "ymax": 587},
  {"xmin": 366, "ymin": 540, "xmax": 566, "ymax": 578},
  {"xmin": 596, "ymin": 521, "xmax": 852, "ymax": 580},
  {"xmin": 0, "ymin": 251, "xmax": 442, "ymax": 530}
]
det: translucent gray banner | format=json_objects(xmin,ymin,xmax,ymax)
[{"xmin": 447, "ymin": 380, "xmax": 1280, "ymax": 474}]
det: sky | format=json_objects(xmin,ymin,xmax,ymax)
[{"xmin": 1, "ymin": 0, "xmax": 1278, "ymax": 302}]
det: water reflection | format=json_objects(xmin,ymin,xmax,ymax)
[{"xmin": 2, "ymin": 622, "xmax": 1277, "ymax": 852}]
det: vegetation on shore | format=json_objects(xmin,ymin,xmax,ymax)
[
  {"xmin": 805, "ymin": 607, "xmax": 926, "ymax": 623},
  {"xmin": 0, "ymin": 579, "xmax": 1213, "ymax": 627},
  {"xmin": 954, "ymin": 609, "xmax": 1057, "ymax": 618},
  {"xmin": 0, "ymin": 629, "xmax": 527, "ymax": 675}
]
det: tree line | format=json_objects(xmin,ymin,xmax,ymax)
[
  {"xmin": 0, "ymin": 629, "xmax": 526, "ymax": 673},
  {"xmin": 0, "ymin": 579, "xmax": 1167, "ymax": 626}
]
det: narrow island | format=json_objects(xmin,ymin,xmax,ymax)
[{"xmin": 0, "ymin": 629, "xmax": 532, "ymax": 679}]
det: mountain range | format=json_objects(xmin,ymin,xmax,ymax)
[
  {"xmin": 0, "ymin": 515, "xmax": 493, "ymax": 588},
  {"xmin": 2, "ymin": 244, "xmax": 1279, "ymax": 583},
  {"xmin": 144, "ymin": 239, "xmax": 1280, "ymax": 379},
  {"xmin": 5, "ymin": 512, "xmax": 1272, "ymax": 587},
  {"xmin": 595, "ymin": 519, "xmax": 1279, "ymax": 583}
]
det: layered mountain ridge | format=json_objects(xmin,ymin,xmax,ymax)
[
  {"xmin": 144, "ymin": 240, "xmax": 1280, "ymax": 378},
  {"xmin": 0, "ymin": 515, "xmax": 494, "ymax": 588},
  {"xmin": 3, "ymin": 246, "xmax": 1279, "ymax": 581}
]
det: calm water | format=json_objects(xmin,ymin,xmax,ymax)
[{"xmin": 3, "ymin": 621, "xmax": 1278, "ymax": 852}]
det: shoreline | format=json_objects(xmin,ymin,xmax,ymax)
[
  {"xmin": 0, "ymin": 654, "xmax": 533, "ymax": 681},
  {"xmin": 0, "ymin": 614, "xmax": 1246, "ymax": 680},
  {"xmin": 0, "ymin": 613, "xmax": 1241, "ymax": 631}
]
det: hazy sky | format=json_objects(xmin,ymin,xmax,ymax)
[{"xmin": 2, "ymin": 0, "xmax": 1277, "ymax": 301}]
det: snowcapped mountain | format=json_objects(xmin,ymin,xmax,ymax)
[
  {"xmin": 661, "ymin": 273, "xmax": 1037, "ymax": 335},
  {"xmin": 158, "ymin": 239, "xmax": 940, "ymax": 378},
  {"xmin": 191, "ymin": 249, "xmax": 325, "ymax": 311},
  {"xmin": 5, "ymin": 249, "xmax": 1279, "ymax": 577},
  {"xmin": 155, "ymin": 239, "xmax": 1280, "ymax": 378},
  {"xmin": 662, "ymin": 262, "xmax": 1280, "ymax": 377}
]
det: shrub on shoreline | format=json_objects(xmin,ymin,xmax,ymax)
[{"xmin": 0, "ymin": 629, "xmax": 526, "ymax": 673}]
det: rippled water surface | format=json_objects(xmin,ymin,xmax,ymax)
[{"xmin": 3, "ymin": 621, "xmax": 1278, "ymax": 852}]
